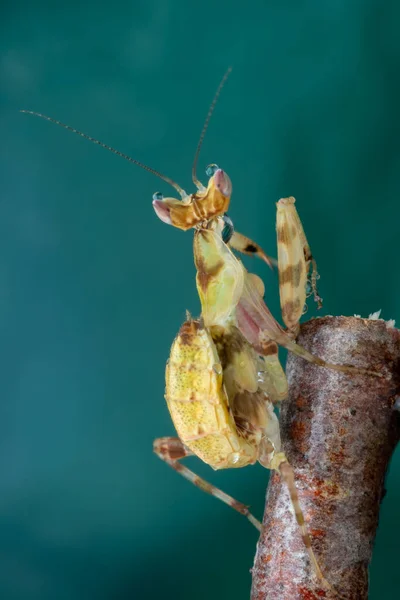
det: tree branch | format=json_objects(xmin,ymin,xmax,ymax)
[{"xmin": 251, "ymin": 316, "xmax": 400, "ymax": 600}]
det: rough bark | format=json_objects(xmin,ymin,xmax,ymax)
[{"xmin": 251, "ymin": 316, "xmax": 400, "ymax": 600}]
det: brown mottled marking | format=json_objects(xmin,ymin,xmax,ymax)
[
  {"xmin": 196, "ymin": 255, "xmax": 224, "ymax": 293},
  {"xmin": 261, "ymin": 340, "xmax": 279, "ymax": 356},
  {"xmin": 277, "ymin": 227, "xmax": 288, "ymax": 244},
  {"xmin": 280, "ymin": 261, "xmax": 304, "ymax": 287},
  {"xmin": 178, "ymin": 320, "xmax": 201, "ymax": 345},
  {"xmin": 276, "ymin": 197, "xmax": 324, "ymax": 325},
  {"xmin": 282, "ymin": 298, "xmax": 302, "ymax": 318},
  {"xmin": 231, "ymin": 499, "xmax": 251, "ymax": 516},
  {"xmin": 304, "ymin": 248, "xmax": 313, "ymax": 262},
  {"xmin": 210, "ymin": 325, "xmax": 246, "ymax": 367},
  {"xmin": 155, "ymin": 436, "xmax": 187, "ymax": 460}
]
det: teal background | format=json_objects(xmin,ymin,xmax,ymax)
[{"xmin": 1, "ymin": 1, "xmax": 399, "ymax": 598}]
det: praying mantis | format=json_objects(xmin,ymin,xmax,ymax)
[
  {"xmin": 153, "ymin": 210, "xmax": 380, "ymax": 596},
  {"xmin": 21, "ymin": 69, "xmax": 381, "ymax": 597}
]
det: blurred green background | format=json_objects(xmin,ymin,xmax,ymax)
[{"xmin": 1, "ymin": 1, "xmax": 399, "ymax": 598}]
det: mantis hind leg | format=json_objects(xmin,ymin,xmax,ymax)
[
  {"xmin": 261, "ymin": 452, "xmax": 338, "ymax": 595},
  {"xmin": 278, "ymin": 460, "xmax": 330, "ymax": 590},
  {"xmin": 278, "ymin": 460, "xmax": 347, "ymax": 599},
  {"xmin": 153, "ymin": 436, "xmax": 262, "ymax": 531},
  {"xmin": 280, "ymin": 335, "xmax": 382, "ymax": 378}
]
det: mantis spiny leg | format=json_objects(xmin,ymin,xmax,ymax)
[
  {"xmin": 153, "ymin": 436, "xmax": 262, "ymax": 531},
  {"xmin": 278, "ymin": 461, "xmax": 328, "ymax": 587},
  {"xmin": 229, "ymin": 231, "xmax": 277, "ymax": 269},
  {"xmin": 261, "ymin": 451, "xmax": 339, "ymax": 596}
]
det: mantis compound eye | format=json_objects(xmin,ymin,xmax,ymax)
[
  {"xmin": 214, "ymin": 169, "xmax": 232, "ymax": 197},
  {"xmin": 221, "ymin": 214, "xmax": 234, "ymax": 244},
  {"xmin": 206, "ymin": 165, "xmax": 232, "ymax": 197},
  {"xmin": 152, "ymin": 191, "xmax": 164, "ymax": 201}
]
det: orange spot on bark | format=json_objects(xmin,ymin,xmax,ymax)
[
  {"xmin": 326, "ymin": 482, "xmax": 339, "ymax": 496},
  {"xmin": 290, "ymin": 421, "xmax": 309, "ymax": 452},
  {"xmin": 298, "ymin": 587, "xmax": 327, "ymax": 599},
  {"xmin": 294, "ymin": 471, "xmax": 309, "ymax": 483},
  {"xmin": 291, "ymin": 421, "xmax": 306, "ymax": 439},
  {"xmin": 330, "ymin": 447, "xmax": 345, "ymax": 465},
  {"xmin": 310, "ymin": 528, "xmax": 326, "ymax": 539},
  {"xmin": 262, "ymin": 553, "xmax": 273, "ymax": 563},
  {"xmin": 296, "ymin": 395, "xmax": 308, "ymax": 408},
  {"xmin": 298, "ymin": 588, "xmax": 318, "ymax": 600}
]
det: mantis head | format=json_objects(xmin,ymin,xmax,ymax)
[{"xmin": 152, "ymin": 165, "xmax": 232, "ymax": 230}]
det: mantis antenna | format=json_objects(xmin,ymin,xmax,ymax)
[
  {"xmin": 20, "ymin": 110, "xmax": 186, "ymax": 198},
  {"xmin": 191, "ymin": 67, "xmax": 232, "ymax": 190}
]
